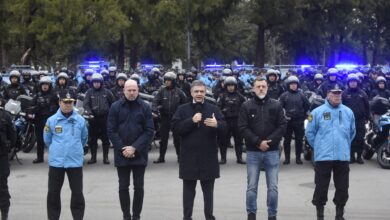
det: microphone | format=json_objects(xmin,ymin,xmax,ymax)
[{"xmin": 194, "ymin": 102, "xmax": 203, "ymax": 127}]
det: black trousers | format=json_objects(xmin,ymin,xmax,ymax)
[
  {"xmin": 117, "ymin": 166, "xmax": 146, "ymax": 220},
  {"xmin": 159, "ymin": 116, "xmax": 180, "ymax": 158},
  {"xmin": 0, "ymin": 155, "xmax": 10, "ymax": 212},
  {"xmin": 220, "ymin": 118, "xmax": 243, "ymax": 159},
  {"xmin": 283, "ymin": 118, "xmax": 304, "ymax": 160},
  {"xmin": 351, "ymin": 119, "xmax": 366, "ymax": 155},
  {"xmin": 88, "ymin": 116, "xmax": 110, "ymax": 157},
  {"xmin": 183, "ymin": 179, "xmax": 215, "ymax": 220},
  {"xmin": 34, "ymin": 119, "xmax": 46, "ymax": 160},
  {"xmin": 312, "ymin": 161, "xmax": 349, "ymax": 207},
  {"xmin": 47, "ymin": 166, "xmax": 85, "ymax": 220}
]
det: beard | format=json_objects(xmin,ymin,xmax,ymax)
[{"xmin": 257, "ymin": 94, "xmax": 266, "ymax": 99}]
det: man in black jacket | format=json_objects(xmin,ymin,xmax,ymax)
[
  {"xmin": 238, "ymin": 77, "xmax": 286, "ymax": 220},
  {"xmin": 84, "ymin": 73, "xmax": 115, "ymax": 164},
  {"xmin": 0, "ymin": 100, "xmax": 17, "ymax": 220},
  {"xmin": 107, "ymin": 79, "xmax": 154, "ymax": 220},
  {"xmin": 152, "ymin": 72, "xmax": 186, "ymax": 163},
  {"xmin": 279, "ymin": 76, "xmax": 310, "ymax": 165},
  {"xmin": 31, "ymin": 76, "xmax": 57, "ymax": 163},
  {"xmin": 172, "ymin": 80, "xmax": 226, "ymax": 220},
  {"xmin": 342, "ymin": 74, "xmax": 370, "ymax": 164}
]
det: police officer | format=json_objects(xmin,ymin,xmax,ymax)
[
  {"xmin": 21, "ymin": 71, "xmax": 35, "ymax": 95},
  {"xmin": 266, "ymin": 69, "xmax": 284, "ymax": 100},
  {"xmin": 141, "ymin": 68, "xmax": 163, "ymax": 95},
  {"xmin": 279, "ymin": 76, "xmax": 310, "ymax": 165},
  {"xmin": 370, "ymin": 76, "xmax": 390, "ymax": 99},
  {"xmin": 305, "ymin": 84, "xmax": 356, "ymax": 220},
  {"xmin": 100, "ymin": 69, "xmax": 113, "ymax": 89},
  {"xmin": 153, "ymin": 72, "xmax": 186, "ymax": 163},
  {"xmin": 176, "ymin": 71, "xmax": 191, "ymax": 99},
  {"xmin": 108, "ymin": 66, "xmax": 117, "ymax": 87},
  {"xmin": 111, "ymin": 73, "xmax": 128, "ymax": 101},
  {"xmin": 53, "ymin": 72, "xmax": 76, "ymax": 100},
  {"xmin": 44, "ymin": 90, "xmax": 88, "ymax": 220},
  {"xmin": 317, "ymin": 68, "xmax": 344, "ymax": 99},
  {"xmin": 0, "ymin": 100, "xmax": 16, "ymax": 220},
  {"xmin": 84, "ymin": 73, "xmax": 115, "ymax": 164},
  {"xmin": 310, "ymin": 73, "xmax": 324, "ymax": 93},
  {"xmin": 3, "ymin": 70, "xmax": 26, "ymax": 101},
  {"xmin": 217, "ymin": 76, "xmax": 246, "ymax": 164},
  {"xmin": 31, "ymin": 76, "xmax": 57, "ymax": 163},
  {"xmin": 77, "ymin": 69, "xmax": 94, "ymax": 94},
  {"xmin": 342, "ymin": 74, "xmax": 370, "ymax": 164}
]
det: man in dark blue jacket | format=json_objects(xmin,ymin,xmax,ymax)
[{"xmin": 107, "ymin": 79, "xmax": 154, "ymax": 220}]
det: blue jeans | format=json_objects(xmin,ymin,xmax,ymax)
[{"xmin": 246, "ymin": 150, "xmax": 280, "ymax": 217}]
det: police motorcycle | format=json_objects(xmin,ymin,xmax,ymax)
[
  {"xmin": 303, "ymin": 91, "xmax": 325, "ymax": 165},
  {"xmin": 363, "ymin": 96, "xmax": 390, "ymax": 169},
  {"xmin": 4, "ymin": 96, "xmax": 36, "ymax": 161}
]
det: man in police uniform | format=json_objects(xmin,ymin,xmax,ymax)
[
  {"xmin": 0, "ymin": 99, "xmax": 16, "ymax": 220},
  {"xmin": 44, "ymin": 90, "xmax": 88, "ymax": 220},
  {"xmin": 305, "ymin": 84, "xmax": 356, "ymax": 220}
]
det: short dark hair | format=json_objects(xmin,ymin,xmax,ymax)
[
  {"xmin": 252, "ymin": 76, "xmax": 267, "ymax": 86},
  {"xmin": 190, "ymin": 80, "xmax": 206, "ymax": 91}
]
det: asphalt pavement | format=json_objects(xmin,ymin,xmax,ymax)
[{"xmin": 7, "ymin": 141, "xmax": 390, "ymax": 220}]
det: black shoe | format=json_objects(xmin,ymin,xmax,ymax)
[
  {"xmin": 87, "ymin": 158, "xmax": 97, "ymax": 164},
  {"xmin": 132, "ymin": 216, "xmax": 140, "ymax": 220},
  {"xmin": 153, "ymin": 158, "xmax": 165, "ymax": 163},
  {"xmin": 103, "ymin": 158, "xmax": 110, "ymax": 164},
  {"xmin": 247, "ymin": 213, "xmax": 256, "ymax": 220},
  {"xmin": 1, "ymin": 208, "xmax": 8, "ymax": 220},
  {"xmin": 349, "ymin": 156, "xmax": 356, "ymax": 164},
  {"xmin": 268, "ymin": 216, "xmax": 276, "ymax": 220},
  {"xmin": 283, "ymin": 159, "xmax": 290, "ymax": 165},
  {"xmin": 237, "ymin": 158, "xmax": 246, "ymax": 164},
  {"xmin": 33, "ymin": 158, "xmax": 43, "ymax": 164},
  {"xmin": 356, "ymin": 156, "xmax": 364, "ymax": 164},
  {"xmin": 316, "ymin": 206, "xmax": 324, "ymax": 220},
  {"xmin": 296, "ymin": 158, "xmax": 303, "ymax": 165},
  {"xmin": 219, "ymin": 158, "xmax": 227, "ymax": 165}
]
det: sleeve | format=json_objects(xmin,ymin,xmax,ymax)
[
  {"xmin": 267, "ymin": 104, "xmax": 287, "ymax": 144},
  {"xmin": 302, "ymin": 92, "xmax": 311, "ymax": 113},
  {"xmin": 107, "ymin": 89, "xmax": 115, "ymax": 106},
  {"xmin": 106, "ymin": 103, "xmax": 125, "ymax": 149},
  {"xmin": 238, "ymin": 104, "xmax": 261, "ymax": 147},
  {"xmin": 152, "ymin": 89, "xmax": 163, "ymax": 113},
  {"xmin": 6, "ymin": 114, "xmax": 17, "ymax": 147},
  {"xmin": 349, "ymin": 111, "xmax": 356, "ymax": 144},
  {"xmin": 305, "ymin": 111, "xmax": 317, "ymax": 148},
  {"xmin": 81, "ymin": 118, "xmax": 88, "ymax": 147},
  {"xmin": 83, "ymin": 90, "xmax": 92, "ymax": 114},
  {"xmin": 131, "ymin": 104, "xmax": 155, "ymax": 152},
  {"xmin": 179, "ymin": 90, "xmax": 187, "ymax": 104},
  {"xmin": 43, "ymin": 118, "xmax": 53, "ymax": 148},
  {"xmin": 214, "ymin": 106, "xmax": 227, "ymax": 138},
  {"xmin": 172, "ymin": 106, "xmax": 196, "ymax": 136}
]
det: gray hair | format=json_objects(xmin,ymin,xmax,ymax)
[{"xmin": 190, "ymin": 80, "xmax": 206, "ymax": 91}]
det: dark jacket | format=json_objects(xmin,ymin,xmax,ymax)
[
  {"xmin": 267, "ymin": 81, "xmax": 284, "ymax": 100},
  {"xmin": 152, "ymin": 86, "xmax": 186, "ymax": 118},
  {"xmin": 3, "ymin": 83, "xmax": 26, "ymax": 101},
  {"xmin": 0, "ymin": 109, "xmax": 16, "ymax": 156},
  {"xmin": 342, "ymin": 88, "xmax": 370, "ymax": 121},
  {"xmin": 32, "ymin": 88, "xmax": 57, "ymax": 121},
  {"xmin": 238, "ymin": 95, "xmax": 287, "ymax": 152},
  {"xmin": 279, "ymin": 89, "xmax": 310, "ymax": 120},
  {"xmin": 172, "ymin": 101, "xmax": 226, "ymax": 180},
  {"xmin": 84, "ymin": 87, "xmax": 115, "ymax": 116},
  {"xmin": 107, "ymin": 97, "xmax": 154, "ymax": 167},
  {"xmin": 217, "ymin": 91, "xmax": 246, "ymax": 119},
  {"xmin": 111, "ymin": 85, "xmax": 124, "ymax": 101}
]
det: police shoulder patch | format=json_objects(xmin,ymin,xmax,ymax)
[
  {"xmin": 44, "ymin": 124, "xmax": 50, "ymax": 132},
  {"xmin": 307, "ymin": 114, "xmax": 313, "ymax": 122}
]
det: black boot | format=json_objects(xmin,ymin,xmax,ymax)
[
  {"xmin": 103, "ymin": 145, "xmax": 110, "ymax": 164},
  {"xmin": 349, "ymin": 153, "xmax": 355, "ymax": 164},
  {"xmin": 219, "ymin": 156, "xmax": 226, "ymax": 165},
  {"xmin": 247, "ymin": 213, "xmax": 256, "ymax": 220},
  {"xmin": 33, "ymin": 157, "xmax": 44, "ymax": 164},
  {"xmin": 316, "ymin": 206, "xmax": 324, "ymax": 220},
  {"xmin": 268, "ymin": 216, "xmax": 276, "ymax": 220},
  {"xmin": 356, "ymin": 153, "xmax": 364, "ymax": 164},
  {"xmin": 1, "ymin": 208, "xmax": 9, "ymax": 220},
  {"xmin": 153, "ymin": 157, "xmax": 165, "ymax": 163},
  {"xmin": 296, "ymin": 157, "xmax": 303, "ymax": 165},
  {"xmin": 283, "ymin": 158, "xmax": 290, "ymax": 165},
  {"xmin": 88, "ymin": 146, "xmax": 97, "ymax": 164},
  {"xmin": 335, "ymin": 206, "xmax": 345, "ymax": 220},
  {"xmin": 236, "ymin": 155, "xmax": 246, "ymax": 164}
]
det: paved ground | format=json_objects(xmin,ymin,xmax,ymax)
[{"xmin": 7, "ymin": 141, "xmax": 390, "ymax": 220}]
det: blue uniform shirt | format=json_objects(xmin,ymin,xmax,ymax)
[
  {"xmin": 44, "ymin": 109, "xmax": 88, "ymax": 168},
  {"xmin": 305, "ymin": 99, "xmax": 356, "ymax": 161}
]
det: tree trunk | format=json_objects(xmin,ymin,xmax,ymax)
[
  {"xmin": 362, "ymin": 40, "xmax": 368, "ymax": 65},
  {"xmin": 327, "ymin": 34, "xmax": 337, "ymax": 67},
  {"xmin": 117, "ymin": 33, "xmax": 125, "ymax": 70},
  {"xmin": 130, "ymin": 43, "xmax": 138, "ymax": 70},
  {"xmin": 0, "ymin": 42, "xmax": 6, "ymax": 68},
  {"xmin": 255, "ymin": 25, "xmax": 265, "ymax": 68}
]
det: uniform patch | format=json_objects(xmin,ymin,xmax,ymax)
[
  {"xmin": 44, "ymin": 124, "xmax": 50, "ymax": 132},
  {"xmin": 55, "ymin": 125, "xmax": 62, "ymax": 133},
  {"xmin": 323, "ymin": 112, "xmax": 331, "ymax": 120},
  {"xmin": 307, "ymin": 114, "xmax": 313, "ymax": 122}
]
